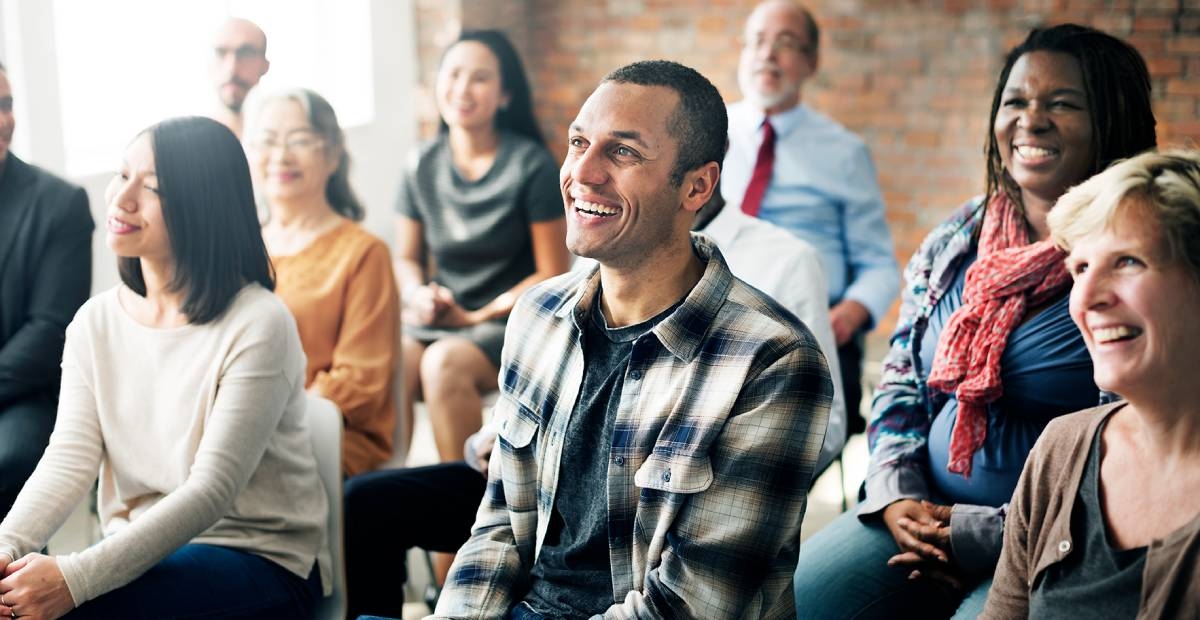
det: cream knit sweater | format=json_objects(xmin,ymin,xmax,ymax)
[{"xmin": 0, "ymin": 284, "xmax": 330, "ymax": 605}]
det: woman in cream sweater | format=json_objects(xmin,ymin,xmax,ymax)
[{"xmin": 0, "ymin": 116, "xmax": 329, "ymax": 618}]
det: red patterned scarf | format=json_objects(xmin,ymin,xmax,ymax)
[{"xmin": 927, "ymin": 194, "xmax": 1070, "ymax": 477}]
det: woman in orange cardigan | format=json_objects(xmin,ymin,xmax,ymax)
[{"xmin": 247, "ymin": 88, "xmax": 400, "ymax": 476}]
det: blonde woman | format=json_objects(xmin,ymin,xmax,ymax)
[{"xmin": 984, "ymin": 150, "xmax": 1200, "ymax": 618}]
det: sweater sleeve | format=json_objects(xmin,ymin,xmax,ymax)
[
  {"xmin": 55, "ymin": 308, "xmax": 301, "ymax": 605},
  {"xmin": 309, "ymin": 239, "xmax": 400, "ymax": 465},
  {"xmin": 0, "ymin": 319, "xmax": 104, "ymax": 565}
]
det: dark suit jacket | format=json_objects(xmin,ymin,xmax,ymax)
[{"xmin": 0, "ymin": 152, "xmax": 93, "ymax": 408}]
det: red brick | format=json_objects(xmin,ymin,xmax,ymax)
[
  {"xmin": 1167, "ymin": 78, "xmax": 1200, "ymax": 96},
  {"xmin": 903, "ymin": 131, "xmax": 941, "ymax": 147},
  {"xmin": 1146, "ymin": 56, "xmax": 1184, "ymax": 77},
  {"xmin": 1167, "ymin": 36, "xmax": 1200, "ymax": 54},
  {"xmin": 1154, "ymin": 96, "xmax": 1200, "ymax": 119},
  {"xmin": 1090, "ymin": 14, "xmax": 1134, "ymax": 35},
  {"xmin": 1134, "ymin": 16, "xmax": 1175, "ymax": 33}
]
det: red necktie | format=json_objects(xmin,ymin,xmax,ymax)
[{"xmin": 740, "ymin": 119, "xmax": 775, "ymax": 217}]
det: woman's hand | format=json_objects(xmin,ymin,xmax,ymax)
[
  {"xmin": 883, "ymin": 500, "xmax": 964, "ymax": 592},
  {"xmin": 0, "ymin": 554, "xmax": 75, "ymax": 620},
  {"xmin": 403, "ymin": 283, "xmax": 455, "ymax": 326}
]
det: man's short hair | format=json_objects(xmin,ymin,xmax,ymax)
[
  {"xmin": 797, "ymin": 4, "xmax": 820, "ymax": 55},
  {"xmin": 602, "ymin": 60, "xmax": 728, "ymax": 187}
]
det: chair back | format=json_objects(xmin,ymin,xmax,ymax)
[{"xmin": 306, "ymin": 394, "xmax": 346, "ymax": 619}]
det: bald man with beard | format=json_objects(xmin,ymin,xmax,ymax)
[{"xmin": 208, "ymin": 17, "xmax": 270, "ymax": 138}]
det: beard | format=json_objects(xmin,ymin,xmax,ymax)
[
  {"xmin": 738, "ymin": 65, "xmax": 800, "ymax": 112},
  {"xmin": 219, "ymin": 78, "xmax": 252, "ymax": 113}
]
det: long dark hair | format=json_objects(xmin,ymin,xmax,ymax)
[
  {"xmin": 984, "ymin": 24, "xmax": 1157, "ymax": 208},
  {"xmin": 118, "ymin": 116, "xmax": 274, "ymax": 324},
  {"xmin": 438, "ymin": 29, "xmax": 544, "ymax": 145}
]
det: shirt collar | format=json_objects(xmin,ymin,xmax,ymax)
[
  {"xmin": 700, "ymin": 203, "xmax": 750, "ymax": 249},
  {"xmin": 737, "ymin": 100, "xmax": 809, "ymax": 139},
  {"xmin": 553, "ymin": 233, "xmax": 734, "ymax": 362}
]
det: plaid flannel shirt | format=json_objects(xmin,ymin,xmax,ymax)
[{"xmin": 432, "ymin": 234, "xmax": 833, "ymax": 619}]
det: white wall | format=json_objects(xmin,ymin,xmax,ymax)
[{"xmin": 0, "ymin": 0, "xmax": 417, "ymax": 294}]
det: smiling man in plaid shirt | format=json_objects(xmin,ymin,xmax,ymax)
[{"xmin": 431, "ymin": 60, "xmax": 833, "ymax": 619}]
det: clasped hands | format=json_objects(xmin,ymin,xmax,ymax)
[
  {"xmin": 404, "ymin": 283, "xmax": 480, "ymax": 329},
  {"xmin": 882, "ymin": 499, "xmax": 965, "ymax": 593},
  {"xmin": 0, "ymin": 553, "xmax": 74, "ymax": 620}
]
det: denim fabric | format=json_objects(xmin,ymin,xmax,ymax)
[
  {"xmin": 508, "ymin": 601, "xmax": 546, "ymax": 620},
  {"xmin": 65, "ymin": 543, "xmax": 319, "ymax": 619},
  {"xmin": 795, "ymin": 510, "xmax": 990, "ymax": 620}
]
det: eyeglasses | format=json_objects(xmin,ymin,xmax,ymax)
[
  {"xmin": 741, "ymin": 34, "xmax": 813, "ymax": 55},
  {"xmin": 214, "ymin": 45, "xmax": 266, "ymax": 63},
  {"xmin": 249, "ymin": 133, "xmax": 325, "ymax": 154}
]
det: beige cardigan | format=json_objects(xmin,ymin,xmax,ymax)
[
  {"xmin": 0, "ymin": 285, "xmax": 330, "ymax": 605},
  {"xmin": 983, "ymin": 401, "xmax": 1200, "ymax": 619}
]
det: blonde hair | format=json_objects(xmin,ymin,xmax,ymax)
[{"xmin": 1049, "ymin": 149, "xmax": 1200, "ymax": 277}]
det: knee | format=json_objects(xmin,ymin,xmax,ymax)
[
  {"xmin": 419, "ymin": 340, "xmax": 476, "ymax": 392},
  {"xmin": 343, "ymin": 474, "xmax": 390, "ymax": 535}
]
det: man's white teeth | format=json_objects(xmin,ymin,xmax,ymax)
[
  {"xmin": 1015, "ymin": 145, "xmax": 1057, "ymax": 159},
  {"xmin": 1093, "ymin": 325, "xmax": 1142, "ymax": 344},
  {"xmin": 576, "ymin": 200, "xmax": 619, "ymax": 216}
]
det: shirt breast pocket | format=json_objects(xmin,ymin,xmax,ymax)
[
  {"xmin": 632, "ymin": 452, "xmax": 714, "ymax": 547},
  {"xmin": 634, "ymin": 452, "xmax": 713, "ymax": 494},
  {"xmin": 495, "ymin": 396, "xmax": 540, "ymax": 450},
  {"xmin": 494, "ymin": 396, "xmax": 541, "ymax": 517}
]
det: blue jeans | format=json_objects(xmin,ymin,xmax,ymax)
[
  {"xmin": 794, "ymin": 510, "xmax": 991, "ymax": 619},
  {"xmin": 66, "ymin": 543, "xmax": 321, "ymax": 619},
  {"xmin": 508, "ymin": 601, "xmax": 545, "ymax": 620}
]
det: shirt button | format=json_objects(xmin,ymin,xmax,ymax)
[
  {"xmin": 1058, "ymin": 540, "xmax": 1071, "ymax": 554},
  {"xmin": 630, "ymin": 369, "xmax": 643, "ymax": 381},
  {"xmin": 662, "ymin": 470, "xmax": 671, "ymax": 482},
  {"xmin": 614, "ymin": 456, "xmax": 625, "ymax": 466}
]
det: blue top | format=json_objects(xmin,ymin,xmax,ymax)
[
  {"xmin": 919, "ymin": 249, "xmax": 1096, "ymax": 506},
  {"xmin": 722, "ymin": 101, "xmax": 899, "ymax": 324}
]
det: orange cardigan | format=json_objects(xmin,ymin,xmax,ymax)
[{"xmin": 272, "ymin": 221, "xmax": 399, "ymax": 475}]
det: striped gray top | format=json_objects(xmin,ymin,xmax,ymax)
[{"xmin": 396, "ymin": 131, "xmax": 562, "ymax": 311}]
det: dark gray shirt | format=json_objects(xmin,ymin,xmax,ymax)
[
  {"xmin": 395, "ymin": 131, "xmax": 562, "ymax": 311},
  {"xmin": 522, "ymin": 295, "xmax": 679, "ymax": 617},
  {"xmin": 1030, "ymin": 419, "xmax": 1146, "ymax": 618}
]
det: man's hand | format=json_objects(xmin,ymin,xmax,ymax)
[
  {"xmin": 470, "ymin": 429, "xmax": 497, "ymax": 476},
  {"xmin": 0, "ymin": 554, "xmax": 75, "ymax": 620},
  {"xmin": 830, "ymin": 299, "xmax": 870, "ymax": 346}
]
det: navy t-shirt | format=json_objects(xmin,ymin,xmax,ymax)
[{"xmin": 920, "ymin": 249, "xmax": 1096, "ymax": 506}]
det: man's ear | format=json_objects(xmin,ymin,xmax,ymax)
[{"xmin": 681, "ymin": 162, "xmax": 721, "ymax": 214}]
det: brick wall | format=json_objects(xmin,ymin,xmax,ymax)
[{"xmin": 417, "ymin": 0, "xmax": 1200, "ymax": 334}]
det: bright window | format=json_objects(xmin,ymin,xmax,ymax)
[{"xmin": 52, "ymin": 0, "xmax": 373, "ymax": 176}]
